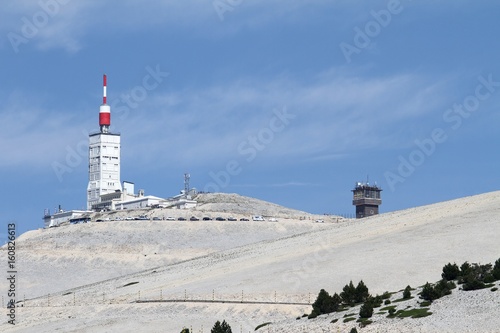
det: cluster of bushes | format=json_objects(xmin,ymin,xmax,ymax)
[
  {"xmin": 307, "ymin": 259, "xmax": 500, "ymax": 323},
  {"xmin": 210, "ymin": 320, "xmax": 232, "ymax": 333},
  {"xmin": 443, "ymin": 259, "xmax": 500, "ymax": 290},
  {"xmin": 310, "ymin": 280, "xmax": 370, "ymax": 318},
  {"xmin": 309, "ymin": 280, "xmax": 387, "ymax": 320},
  {"xmin": 419, "ymin": 280, "xmax": 456, "ymax": 302},
  {"xmin": 194, "ymin": 260, "xmax": 500, "ymax": 331},
  {"xmin": 419, "ymin": 258, "xmax": 500, "ymax": 302},
  {"xmin": 180, "ymin": 320, "xmax": 232, "ymax": 333}
]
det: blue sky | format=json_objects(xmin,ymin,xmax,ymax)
[{"xmin": 1, "ymin": 1, "xmax": 500, "ymax": 238}]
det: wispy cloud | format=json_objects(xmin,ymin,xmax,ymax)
[{"xmin": 0, "ymin": 67, "xmax": 455, "ymax": 171}]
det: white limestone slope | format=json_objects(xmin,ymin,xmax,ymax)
[{"xmin": 1, "ymin": 191, "xmax": 499, "ymax": 332}]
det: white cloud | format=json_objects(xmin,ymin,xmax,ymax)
[
  {"xmin": 0, "ymin": 67, "xmax": 455, "ymax": 173},
  {"xmin": 113, "ymin": 70, "xmax": 453, "ymax": 168}
]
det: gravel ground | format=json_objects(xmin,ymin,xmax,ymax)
[{"xmin": 1, "ymin": 191, "xmax": 499, "ymax": 332}]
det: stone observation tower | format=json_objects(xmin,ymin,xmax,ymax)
[{"xmin": 352, "ymin": 182, "xmax": 382, "ymax": 219}]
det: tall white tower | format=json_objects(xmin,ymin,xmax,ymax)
[{"xmin": 87, "ymin": 75, "xmax": 122, "ymax": 210}]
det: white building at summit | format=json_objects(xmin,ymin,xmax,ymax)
[{"xmin": 87, "ymin": 75, "xmax": 122, "ymax": 210}]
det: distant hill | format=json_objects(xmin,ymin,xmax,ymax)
[{"xmin": 194, "ymin": 192, "xmax": 313, "ymax": 218}]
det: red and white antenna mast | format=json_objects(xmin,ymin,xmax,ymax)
[{"xmin": 99, "ymin": 74, "xmax": 111, "ymax": 133}]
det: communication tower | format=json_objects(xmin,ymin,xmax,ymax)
[{"xmin": 87, "ymin": 75, "xmax": 122, "ymax": 210}]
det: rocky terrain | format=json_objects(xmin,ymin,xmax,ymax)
[{"xmin": 1, "ymin": 191, "xmax": 499, "ymax": 332}]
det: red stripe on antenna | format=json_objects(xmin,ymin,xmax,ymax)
[{"xmin": 103, "ymin": 74, "xmax": 107, "ymax": 104}]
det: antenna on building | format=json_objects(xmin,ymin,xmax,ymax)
[
  {"xmin": 184, "ymin": 173, "xmax": 190, "ymax": 195},
  {"xmin": 99, "ymin": 74, "xmax": 111, "ymax": 133}
]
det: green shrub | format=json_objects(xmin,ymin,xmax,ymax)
[
  {"xmin": 403, "ymin": 285, "xmax": 412, "ymax": 299},
  {"xmin": 463, "ymin": 277, "xmax": 486, "ymax": 291},
  {"xmin": 341, "ymin": 281, "xmax": 357, "ymax": 306},
  {"xmin": 330, "ymin": 318, "xmax": 338, "ymax": 323},
  {"xmin": 460, "ymin": 262, "xmax": 472, "ymax": 277},
  {"xmin": 371, "ymin": 295, "xmax": 383, "ymax": 308},
  {"xmin": 211, "ymin": 320, "xmax": 232, "ymax": 333},
  {"xmin": 420, "ymin": 280, "xmax": 454, "ymax": 301},
  {"xmin": 180, "ymin": 329, "xmax": 190, "ymax": 333},
  {"xmin": 307, "ymin": 310, "xmax": 319, "ymax": 319},
  {"xmin": 254, "ymin": 322, "xmax": 271, "ymax": 331},
  {"xmin": 484, "ymin": 274, "xmax": 496, "ymax": 283},
  {"xmin": 384, "ymin": 299, "xmax": 391, "ymax": 305},
  {"xmin": 382, "ymin": 291, "xmax": 392, "ymax": 299},
  {"xmin": 491, "ymin": 287, "xmax": 498, "ymax": 292},
  {"xmin": 355, "ymin": 280, "xmax": 369, "ymax": 303},
  {"xmin": 442, "ymin": 263, "xmax": 460, "ymax": 280},
  {"xmin": 388, "ymin": 308, "xmax": 396, "ymax": 316},
  {"xmin": 434, "ymin": 279, "xmax": 455, "ymax": 296},
  {"xmin": 396, "ymin": 308, "xmax": 432, "ymax": 318},
  {"xmin": 359, "ymin": 300, "xmax": 374, "ymax": 319},
  {"xmin": 349, "ymin": 327, "xmax": 358, "ymax": 333},
  {"xmin": 311, "ymin": 289, "xmax": 341, "ymax": 315},
  {"xmin": 420, "ymin": 282, "xmax": 439, "ymax": 302},
  {"xmin": 493, "ymin": 258, "xmax": 500, "ymax": 280}
]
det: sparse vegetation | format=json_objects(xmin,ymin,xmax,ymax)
[
  {"xmin": 394, "ymin": 308, "xmax": 432, "ymax": 318},
  {"xmin": 359, "ymin": 300, "xmax": 373, "ymax": 319},
  {"xmin": 493, "ymin": 259, "xmax": 500, "ymax": 280},
  {"xmin": 442, "ymin": 263, "xmax": 460, "ymax": 281},
  {"xmin": 211, "ymin": 320, "xmax": 232, "ymax": 333},
  {"xmin": 380, "ymin": 305, "xmax": 396, "ymax": 311},
  {"xmin": 311, "ymin": 289, "xmax": 341, "ymax": 315},
  {"xmin": 357, "ymin": 318, "xmax": 373, "ymax": 327},
  {"xmin": 419, "ymin": 300, "xmax": 432, "ymax": 307},
  {"xmin": 307, "ymin": 258, "xmax": 500, "ymax": 330},
  {"xmin": 307, "ymin": 310, "xmax": 319, "ymax": 319},
  {"xmin": 403, "ymin": 285, "xmax": 412, "ymax": 299},
  {"xmin": 254, "ymin": 322, "xmax": 271, "ymax": 331},
  {"xmin": 340, "ymin": 281, "xmax": 357, "ymax": 306},
  {"xmin": 420, "ymin": 280, "xmax": 454, "ymax": 302},
  {"xmin": 355, "ymin": 280, "xmax": 369, "ymax": 303},
  {"xmin": 349, "ymin": 328, "xmax": 358, "ymax": 333}
]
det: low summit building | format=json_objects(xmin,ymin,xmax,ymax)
[{"xmin": 352, "ymin": 182, "xmax": 382, "ymax": 218}]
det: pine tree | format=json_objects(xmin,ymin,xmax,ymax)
[
  {"xmin": 442, "ymin": 263, "xmax": 460, "ymax": 280},
  {"xmin": 359, "ymin": 300, "xmax": 373, "ymax": 318},
  {"xmin": 211, "ymin": 321, "xmax": 222, "ymax": 333},
  {"xmin": 312, "ymin": 289, "xmax": 341, "ymax": 314},
  {"xmin": 211, "ymin": 320, "xmax": 233, "ymax": 333},
  {"xmin": 355, "ymin": 280, "xmax": 369, "ymax": 303},
  {"xmin": 340, "ymin": 281, "xmax": 357, "ymax": 306},
  {"xmin": 403, "ymin": 285, "xmax": 412, "ymax": 299},
  {"xmin": 493, "ymin": 258, "xmax": 500, "ymax": 280}
]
